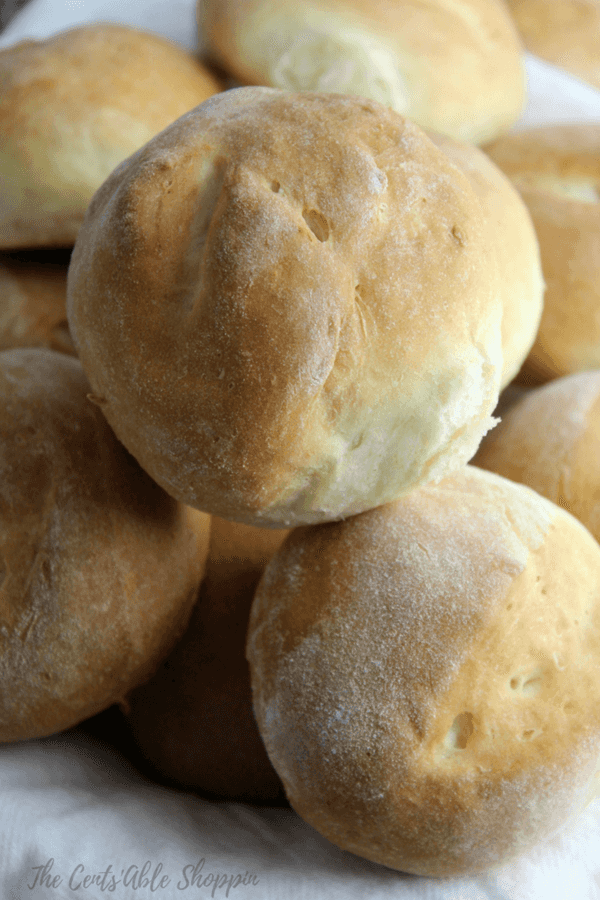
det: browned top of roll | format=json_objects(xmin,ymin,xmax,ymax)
[
  {"xmin": 67, "ymin": 87, "xmax": 503, "ymax": 527},
  {"xmin": 0, "ymin": 23, "xmax": 222, "ymax": 249}
]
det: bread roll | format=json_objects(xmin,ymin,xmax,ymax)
[
  {"xmin": 125, "ymin": 517, "xmax": 288, "ymax": 802},
  {"xmin": 505, "ymin": 0, "xmax": 600, "ymax": 90},
  {"xmin": 67, "ymin": 87, "xmax": 503, "ymax": 528},
  {"xmin": 0, "ymin": 23, "xmax": 222, "ymax": 249},
  {"xmin": 200, "ymin": 0, "xmax": 525, "ymax": 145},
  {"xmin": 247, "ymin": 465, "xmax": 600, "ymax": 875},
  {"xmin": 0, "ymin": 349, "xmax": 211, "ymax": 743},
  {"xmin": 474, "ymin": 370, "xmax": 600, "ymax": 543},
  {"xmin": 428, "ymin": 131, "xmax": 544, "ymax": 388},
  {"xmin": 0, "ymin": 251, "xmax": 75, "ymax": 355},
  {"xmin": 484, "ymin": 124, "xmax": 600, "ymax": 383}
]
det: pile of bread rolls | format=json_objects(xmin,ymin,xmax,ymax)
[{"xmin": 2, "ymin": 0, "xmax": 600, "ymax": 879}]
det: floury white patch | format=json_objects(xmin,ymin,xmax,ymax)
[{"xmin": 26, "ymin": 857, "xmax": 260, "ymax": 896}]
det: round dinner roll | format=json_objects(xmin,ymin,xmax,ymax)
[
  {"xmin": 427, "ymin": 131, "xmax": 544, "ymax": 388},
  {"xmin": 125, "ymin": 517, "xmax": 288, "ymax": 802},
  {"xmin": 67, "ymin": 87, "xmax": 504, "ymax": 528},
  {"xmin": 474, "ymin": 371, "xmax": 600, "ymax": 543},
  {"xmin": 247, "ymin": 465, "xmax": 600, "ymax": 876},
  {"xmin": 504, "ymin": 0, "xmax": 600, "ymax": 91},
  {"xmin": 0, "ymin": 349, "xmax": 211, "ymax": 743},
  {"xmin": 484, "ymin": 124, "xmax": 600, "ymax": 383},
  {"xmin": 0, "ymin": 251, "xmax": 75, "ymax": 355},
  {"xmin": 0, "ymin": 23, "xmax": 222, "ymax": 250},
  {"xmin": 200, "ymin": 0, "xmax": 525, "ymax": 145}
]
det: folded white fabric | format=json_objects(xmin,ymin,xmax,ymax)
[{"xmin": 518, "ymin": 55, "xmax": 600, "ymax": 129}]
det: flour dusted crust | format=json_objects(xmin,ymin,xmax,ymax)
[
  {"xmin": 0, "ymin": 252, "xmax": 75, "ymax": 355},
  {"xmin": 0, "ymin": 349, "xmax": 211, "ymax": 742},
  {"xmin": 125, "ymin": 517, "xmax": 287, "ymax": 802},
  {"xmin": 428, "ymin": 132, "xmax": 544, "ymax": 388},
  {"xmin": 475, "ymin": 371, "xmax": 600, "ymax": 544},
  {"xmin": 200, "ymin": 0, "xmax": 525, "ymax": 145},
  {"xmin": 67, "ymin": 87, "xmax": 503, "ymax": 527},
  {"xmin": 484, "ymin": 124, "xmax": 600, "ymax": 383},
  {"xmin": 0, "ymin": 23, "xmax": 222, "ymax": 249},
  {"xmin": 505, "ymin": 0, "xmax": 600, "ymax": 91},
  {"xmin": 247, "ymin": 466, "xmax": 600, "ymax": 875}
]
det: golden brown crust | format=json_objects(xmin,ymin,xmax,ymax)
[
  {"xmin": 0, "ymin": 349, "xmax": 211, "ymax": 743},
  {"xmin": 474, "ymin": 370, "xmax": 600, "ymax": 543},
  {"xmin": 247, "ymin": 465, "xmax": 600, "ymax": 875},
  {"xmin": 505, "ymin": 0, "xmax": 600, "ymax": 90},
  {"xmin": 485, "ymin": 124, "xmax": 600, "ymax": 383},
  {"xmin": 67, "ymin": 87, "xmax": 503, "ymax": 527},
  {"xmin": 427, "ymin": 131, "xmax": 544, "ymax": 388},
  {"xmin": 0, "ymin": 23, "xmax": 222, "ymax": 249},
  {"xmin": 125, "ymin": 516, "xmax": 288, "ymax": 802},
  {"xmin": 0, "ymin": 252, "xmax": 75, "ymax": 355},
  {"xmin": 200, "ymin": 0, "xmax": 525, "ymax": 144}
]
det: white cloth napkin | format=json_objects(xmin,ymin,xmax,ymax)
[{"xmin": 2, "ymin": 3, "xmax": 600, "ymax": 898}]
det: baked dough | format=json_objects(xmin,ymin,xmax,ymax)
[
  {"xmin": 428, "ymin": 131, "xmax": 544, "ymax": 388},
  {"xmin": 67, "ymin": 87, "xmax": 504, "ymax": 527},
  {"xmin": 474, "ymin": 370, "xmax": 600, "ymax": 543},
  {"xmin": 0, "ymin": 251, "xmax": 75, "ymax": 355},
  {"xmin": 200, "ymin": 0, "xmax": 525, "ymax": 145},
  {"xmin": 0, "ymin": 349, "xmax": 211, "ymax": 743},
  {"xmin": 247, "ymin": 465, "xmax": 600, "ymax": 875},
  {"xmin": 505, "ymin": 0, "xmax": 600, "ymax": 91},
  {"xmin": 484, "ymin": 124, "xmax": 600, "ymax": 383},
  {"xmin": 125, "ymin": 517, "xmax": 288, "ymax": 802},
  {"xmin": 0, "ymin": 23, "xmax": 222, "ymax": 249}
]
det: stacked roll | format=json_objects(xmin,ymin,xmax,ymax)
[
  {"xmin": 0, "ymin": 20, "xmax": 222, "ymax": 751},
  {"xmin": 0, "ymin": 21, "xmax": 222, "ymax": 353},
  {"xmin": 1, "ymin": 0, "xmax": 600, "ymax": 882}
]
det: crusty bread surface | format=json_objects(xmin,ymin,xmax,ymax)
[
  {"xmin": 0, "ymin": 349, "xmax": 211, "ymax": 742},
  {"xmin": 474, "ymin": 370, "xmax": 600, "ymax": 543},
  {"xmin": 67, "ymin": 87, "xmax": 504, "ymax": 527},
  {"xmin": 0, "ymin": 23, "xmax": 222, "ymax": 249},
  {"xmin": 247, "ymin": 465, "xmax": 600, "ymax": 875}
]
